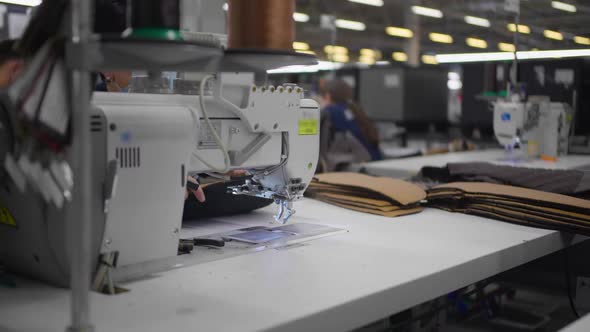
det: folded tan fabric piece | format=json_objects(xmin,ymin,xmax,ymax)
[
  {"xmin": 427, "ymin": 182, "xmax": 590, "ymax": 235},
  {"xmin": 319, "ymin": 192, "xmax": 393, "ymax": 207},
  {"xmin": 314, "ymin": 196, "xmax": 423, "ymax": 217},
  {"xmin": 313, "ymin": 195, "xmax": 403, "ymax": 212},
  {"xmin": 313, "ymin": 172, "xmax": 427, "ymax": 206},
  {"xmin": 306, "ymin": 172, "xmax": 426, "ymax": 217}
]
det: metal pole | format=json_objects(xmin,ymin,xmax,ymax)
[
  {"xmin": 404, "ymin": 0, "xmax": 420, "ymax": 67},
  {"xmin": 68, "ymin": 0, "xmax": 94, "ymax": 331},
  {"xmin": 510, "ymin": 10, "xmax": 520, "ymax": 89}
]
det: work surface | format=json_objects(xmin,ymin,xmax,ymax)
[
  {"xmin": 365, "ymin": 150, "xmax": 590, "ymax": 178},
  {"xmin": 0, "ymin": 199, "xmax": 583, "ymax": 332},
  {"xmin": 560, "ymin": 313, "xmax": 590, "ymax": 331}
]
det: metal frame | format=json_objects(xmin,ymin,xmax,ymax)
[
  {"xmin": 68, "ymin": 0, "xmax": 94, "ymax": 331},
  {"xmin": 61, "ymin": 1, "xmax": 316, "ymax": 329}
]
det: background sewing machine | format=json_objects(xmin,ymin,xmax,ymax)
[{"xmin": 493, "ymin": 96, "xmax": 573, "ymax": 159}]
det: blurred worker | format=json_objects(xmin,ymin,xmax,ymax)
[
  {"xmin": 93, "ymin": 0, "xmax": 132, "ymax": 93},
  {"xmin": 321, "ymin": 79, "xmax": 383, "ymax": 161},
  {"xmin": 0, "ymin": 40, "xmax": 23, "ymax": 88},
  {"xmin": 95, "ymin": 71, "xmax": 132, "ymax": 92}
]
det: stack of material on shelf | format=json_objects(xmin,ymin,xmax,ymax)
[
  {"xmin": 305, "ymin": 172, "xmax": 426, "ymax": 217},
  {"xmin": 428, "ymin": 182, "xmax": 590, "ymax": 236}
]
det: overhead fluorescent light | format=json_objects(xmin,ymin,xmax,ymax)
[
  {"xmin": 296, "ymin": 50, "xmax": 316, "ymax": 55},
  {"xmin": 436, "ymin": 49, "xmax": 590, "ymax": 63},
  {"xmin": 507, "ymin": 23, "xmax": 531, "ymax": 34},
  {"xmin": 385, "ymin": 26, "xmax": 414, "ymax": 38},
  {"xmin": 551, "ymin": 1, "xmax": 577, "ymax": 13},
  {"xmin": 293, "ymin": 12, "xmax": 310, "ymax": 23},
  {"xmin": 498, "ymin": 42, "xmax": 516, "ymax": 52},
  {"xmin": 429, "ymin": 32, "xmax": 453, "ymax": 44},
  {"xmin": 268, "ymin": 61, "xmax": 343, "ymax": 74},
  {"xmin": 574, "ymin": 36, "xmax": 590, "ymax": 45},
  {"xmin": 335, "ymin": 19, "xmax": 366, "ymax": 31},
  {"xmin": 422, "ymin": 55, "xmax": 438, "ymax": 65},
  {"xmin": 324, "ymin": 45, "xmax": 348, "ymax": 55},
  {"xmin": 293, "ymin": 42, "xmax": 310, "ymax": 51},
  {"xmin": 437, "ymin": 52, "xmax": 514, "ymax": 63},
  {"xmin": 358, "ymin": 56, "xmax": 376, "ymax": 65},
  {"xmin": 0, "ymin": 0, "xmax": 41, "ymax": 5},
  {"xmin": 411, "ymin": 6, "xmax": 443, "ymax": 19},
  {"xmin": 392, "ymin": 52, "xmax": 408, "ymax": 62},
  {"xmin": 517, "ymin": 49, "xmax": 590, "ymax": 60},
  {"xmin": 332, "ymin": 54, "xmax": 350, "ymax": 63},
  {"xmin": 464, "ymin": 15, "xmax": 491, "ymax": 28},
  {"xmin": 544, "ymin": 30, "xmax": 564, "ymax": 40},
  {"xmin": 466, "ymin": 37, "xmax": 488, "ymax": 49},
  {"xmin": 348, "ymin": 0, "xmax": 384, "ymax": 7},
  {"xmin": 375, "ymin": 61, "xmax": 389, "ymax": 65},
  {"xmin": 360, "ymin": 48, "xmax": 378, "ymax": 57}
]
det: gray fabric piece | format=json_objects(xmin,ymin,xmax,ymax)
[
  {"xmin": 576, "ymin": 171, "xmax": 590, "ymax": 193},
  {"xmin": 448, "ymin": 162, "xmax": 590, "ymax": 195}
]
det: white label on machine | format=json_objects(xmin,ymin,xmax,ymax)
[
  {"xmin": 504, "ymin": 0, "xmax": 520, "ymax": 13},
  {"xmin": 197, "ymin": 120, "xmax": 222, "ymax": 149},
  {"xmin": 8, "ymin": 13, "xmax": 29, "ymax": 39},
  {"xmin": 384, "ymin": 74, "xmax": 400, "ymax": 88},
  {"xmin": 320, "ymin": 15, "xmax": 336, "ymax": 31},
  {"xmin": 555, "ymin": 69, "xmax": 574, "ymax": 87},
  {"xmin": 534, "ymin": 66, "xmax": 545, "ymax": 87},
  {"xmin": 0, "ymin": 5, "xmax": 6, "ymax": 28}
]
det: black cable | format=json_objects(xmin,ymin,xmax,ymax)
[{"xmin": 563, "ymin": 247, "xmax": 580, "ymax": 318}]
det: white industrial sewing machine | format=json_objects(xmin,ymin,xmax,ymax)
[
  {"xmin": 493, "ymin": 96, "xmax": 573, "ymax": 159},
  {"xmin": 0, "ymin": 41, "xmax": 320, "ymax": 287}
]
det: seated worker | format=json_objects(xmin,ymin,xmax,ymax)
[
  {"xmin": 95, "ymin": 71, "xmax": 132, "ymax": 92},
  {"xmin": 0, "ymin": 39, "xmax": 24, "ymax": 88},
  {"xmin": 93, "ymin": 0, "xmax": 132, "ymax": 93},
  {"xmin": 321, "ymin": 79, "xmax": 383, "ymax": 162}
]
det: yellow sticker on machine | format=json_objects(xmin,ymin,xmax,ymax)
[
  {"xmin": 0, "ymin": 203, "xmax": 17, "ymax": 228},
  {"xmin": 298, "ymin": 119, "xmax": 318, "ymax": 135}
]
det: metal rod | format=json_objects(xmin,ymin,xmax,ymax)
[
  {"xmin": 511, "ymin": 9, "xmax": 520, "ymax": 90},
  {"xmin": 68, "ymin": 0, "xmax": 94, "ymax": 331}
]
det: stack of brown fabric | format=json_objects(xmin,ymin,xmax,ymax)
[
  {"xmin": 428, "ymin": 182, "xmax": 590, "ymax": 236},
  {"xmin": 306, "ymin": 173, "xmax": 426, "ymax": 217}
]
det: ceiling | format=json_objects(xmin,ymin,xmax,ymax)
[{"xmin": 294, "ymin": 0, "xmax": 590, "ymax": 62}]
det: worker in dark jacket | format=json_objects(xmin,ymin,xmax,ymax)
[{"xmin": 321, "ymin": 79, "xmax": 383, "ymax": 161}]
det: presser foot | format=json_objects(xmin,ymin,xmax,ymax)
[{"xmin": 274, "ymin": 199, "xmax": 295, "ymax": 224}]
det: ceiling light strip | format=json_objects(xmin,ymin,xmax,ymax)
[
  {"xmin": 551, "ymin": 1, "xmax": 577, "ymax": 13},
  {"xmin": 436, "ymin": 49, "xmax": 590, "ymax": 63},
  {"xmin": 335, "ymin": 19, "xmax": 366, "ymax": 31},
  {"xmin": 464, "ymin": 16, "xmax": 491, "ymax": 28},
  {"xmin": 385, "ymin": 26, "xmax": 413, "ymax": 38},
  {"xmin": 293, "ymin": 12, "xmax": 310, "ymax": 23},
  {"xmin": 411, "ymin": 6, "xmax": 443, "ymax": 18},
  {"xmin": 348, "ymin": 0, "xmax": 384, "ymax": 7}
]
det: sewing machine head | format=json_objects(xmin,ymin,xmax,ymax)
[
  {"xmin": 187, "ymin": 73, "xmax": 319, "ymax": 223},
  {"xmin": 493, "ymin": 97, "xmax": 572, "ymax": 157},
  {"xmin": 0, "ymin": 67, "xmax": 319, "ymax": 287}
]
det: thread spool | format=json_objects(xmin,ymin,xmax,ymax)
[
  {"xmin": 132, "ymin": 0, "xmax": 180, "ymax": 30},
  {"xmin": 129, "ymin": 0, "xmax": 182, "ymax": 40},
  {"xmin": 227, "ymin": 0, "xmax": 295, "ymax": 50}
]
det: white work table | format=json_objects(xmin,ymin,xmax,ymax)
[
  {"xmin": 561, "ymin": 313, "xmax": 590, "ymax": 331},
  {"xmin": 0, "ymin": 199, "xmax": 584, "ymax": 332},
  {"xmin": 364, "ymin": 149, "xmax": 590, "ymax": 178}
]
